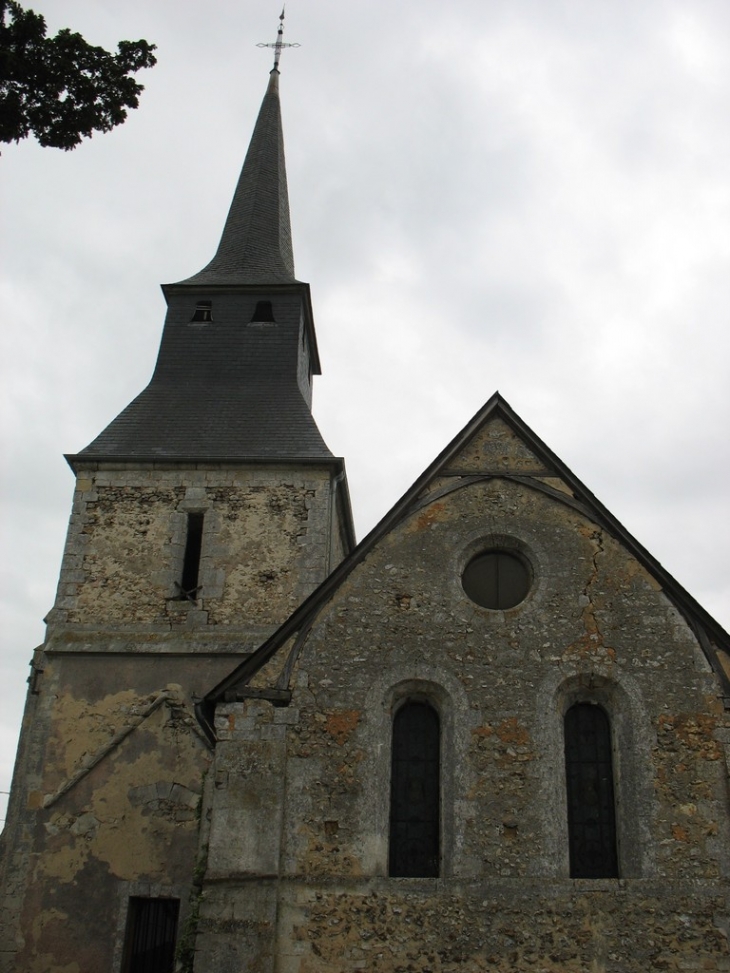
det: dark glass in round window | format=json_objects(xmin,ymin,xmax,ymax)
[{"xmin": 462, "ymin": 551, "xmax": 530, "ymax": 610}]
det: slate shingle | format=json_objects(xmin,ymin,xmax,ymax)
[
  {"xmin": 176, "ymin": 70, "xmax": 295, "ymax": 287},
  {"xmin": 72, "ymin": 71, "xmax": 333, "ymax": 465}
]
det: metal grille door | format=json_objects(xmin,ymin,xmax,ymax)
[{"xmin": 123, "ymin": 897, "xmax": 180, "ymax": 973}]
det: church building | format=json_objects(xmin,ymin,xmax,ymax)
[{"xmin": 1, "ymin": 19, "xmax": 730, "ymax": 973}]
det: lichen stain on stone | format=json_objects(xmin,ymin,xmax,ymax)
[
  {"xmin": 218, "ymin": 559, "xmax": 295, "ymax": 622},
  {"xmin": 295, "ymin": 823, "xmax": 364, "ymax": 880},
  {"xmin": 662, "ymin": 713, "xmax": 723, "ymax": 761},
  {"xmin": 35, "ymin": 841, "xmax": 90, "ymax": 882},
  {"xmin": 30, "ymin": 907, "xmax": 70, "ymax": 950},
  {"xmin": 562, "ymin": 632, "xmax": 615, "ymax": 662},
  {"xmin": 410, "ymin": 502, "xmax": 447, "ymax": 533},
  {"xmin": 27, "ymin": 789, "xmax": 44, "ymax": 809},
  {"xmin": 324, "ymin": 710, "xmax": 360, "ymax": 746},
  {"xmin": 671, "ymin": 823, "xmax": 691, "ymax": 842},
  {"xmin": 86, "ymin": 751, "xmax": 199, "ymax": 880},
  {"xmin": 623, "ymin": 556, "xmax": 662, "ymax": 591},
  {"xmin": 209, "ymin": 486, "xmax": 311, "ymax": 625},
  {"xmin": 336, "ymin": 748, "xmax": 365, "ymax": 781},
  {"xmin": 496, "ymin": 718, "xmax": 530, "ymax": 747},
  {"xmin": 37, "ymin": 700, "xmax": 205, "ymax": 888}
]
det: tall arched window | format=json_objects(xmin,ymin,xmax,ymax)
[
  {"xmin": 564, "ymin": 702, "xmax": 618, "ymax": 878},
  {"xmin": 389, "ymin": 701, "xmax": 440, "ymax": 877}
]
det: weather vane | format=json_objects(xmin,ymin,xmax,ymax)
[{"xmin": 256, "ymin": 7, "xmax": 300, "ymax": 72}]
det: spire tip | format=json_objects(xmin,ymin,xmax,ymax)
[{"xmin": 256, "ymin": 7, "xmax": 300, "ymax": 73}]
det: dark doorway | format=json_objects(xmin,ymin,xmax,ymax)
[{"xmin": 122, "ymin": 897, "xmax": 180, "ymax": 973}]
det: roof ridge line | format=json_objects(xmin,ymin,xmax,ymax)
[{"xmin": 201, "ymin": 392, "xmax": 730, "ymax": 712}]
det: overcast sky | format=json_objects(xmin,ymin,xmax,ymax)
[{"xmin": 1, "ymin": 0, "xmax": 729, "ymax": 825}]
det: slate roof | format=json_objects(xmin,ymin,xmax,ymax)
[
  {"xmin": 69, "ymin": 377, "xmax": 334, "ymax": 464},
  {"xmin": 176, "ymin": 69, "xmax": 296, "ymax": 287},
  {"xmin": 199, "ymin": 392, "xmax": 730, "ymax": 724},
  {"xmin": 70, "ymin": 69, "xmax": 335, "ymax": 466}
]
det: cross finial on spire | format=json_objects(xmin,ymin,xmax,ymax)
[{"xmin": 256, "ymin": 7, "xmax": 300, "ymax": 72}]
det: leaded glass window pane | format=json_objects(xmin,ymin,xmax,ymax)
[
  {"xmin": 389, "ymin": 702, "xmax": 440, "ymax": 877},
  {"xmin": 564, "ymin": 703, "xmax": 618, "ymax": 878}
]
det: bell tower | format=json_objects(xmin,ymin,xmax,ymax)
[
  {"xmin": 54, "ymin": 58, "xmax": 354, "ymax": 645},
  {"xmin": 0, "ymin": 18, "xmax": 354, "ymax": 970}
]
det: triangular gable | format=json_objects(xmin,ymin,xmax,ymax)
[
  {"xmin": 198, "ymin": 392, "xmax": 730, "ymax": 731},
  {"xmin": 441, "ymin": 414, "xmax": 550, "ymax": 474}
]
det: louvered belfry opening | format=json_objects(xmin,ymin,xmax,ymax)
[
  {"xmin": 564, "ymin": 702, "xmax": 619, "ymax": 878},
  {"xmin": 389, "ymin": 701, "xmax": 440, "ymax": 877},
  {"xmin": 191, "ymin": 300, "xmax": 213, "ymax": 322},
  {"xmin": 122, "ymin": 897, "xmax": 180, "ymax": 973},
  {"xmin": 250, "ymin": 299, "xmax": 276, "ymax": 322}
]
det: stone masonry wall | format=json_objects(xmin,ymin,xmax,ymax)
[
  {"xmin": 48, "ymin": 464, "xmax": 339, "ymax": 635},
  {"xmin": 1, "ymin": 460, "xmax": 348, "ymax": 972},
  {"xmin": 197, "ymin": 420, "xmax": 730, "ymax": 972}
]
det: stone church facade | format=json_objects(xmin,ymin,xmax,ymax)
[{"xmin": 1, "ymin": 47, "xmax": 730, "ymax": 973}]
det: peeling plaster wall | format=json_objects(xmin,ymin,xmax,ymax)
[
  {"xmin": 48, "ymin": 465, "xmax": 341, "ymax": 633},
  {"xmin": 1, "ymin": 672, "xmax": 211, "ymax": 973},
  {"xmin": 0, "ymin": 461, "xmax": 347, "ymax": 972},
  {"xmin": 197, "ymin": 421, "xmax": 730, "ymax": 972}
]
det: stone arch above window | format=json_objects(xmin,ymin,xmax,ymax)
[
  {"xmin": 359, "ymin": 668, "xmax": 473, "ymax": 879},
  {"xmin": 536, "ymin": 670, "xmax": 656, "ymax": 880}
]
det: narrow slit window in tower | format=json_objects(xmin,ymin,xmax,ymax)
[{"xmin": 178, "ymin": 512, "xmax": 204, "ymax": 600}]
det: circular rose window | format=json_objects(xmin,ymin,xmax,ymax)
[{"xmin": 462, "ymin": 550, "xmax": 531, "ymax": 610}]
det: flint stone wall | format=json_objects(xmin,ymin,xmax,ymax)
[{"xmin": 196, "ymin": 423, "xmax": 730, "ymax": 972}]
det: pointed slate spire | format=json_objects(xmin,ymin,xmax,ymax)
[
  {"xmin": 178, "ymin": 67, "xmax": 296, "ymax": 286},
  {"xmin": 69, "ymin": 24, "xmax": 336, "ymax": 466}
]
